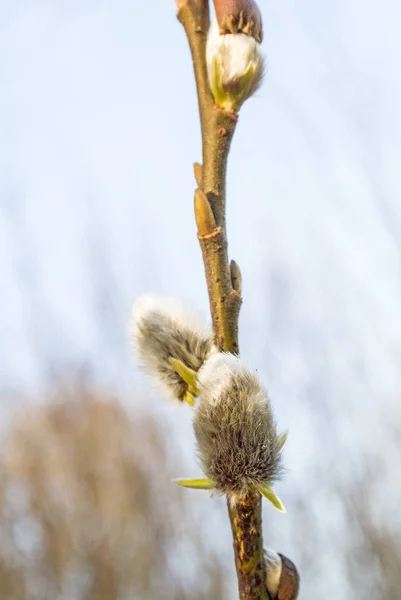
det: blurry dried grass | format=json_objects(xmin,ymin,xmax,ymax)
[
  {"xmin": 343, "ymin": 467, "xmax": 401, "ymax": 600},
  {"xmin": 290, "ymin": 461, "xmax": 401, "ymax": 599},
  {"xmin": 1, "ymin": 383, "xmax": 400, "ymax": 600},
  {"xmin": 0, "ymin": 383, "xmax": 227, "ymax": 600}
]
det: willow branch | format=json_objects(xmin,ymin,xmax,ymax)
[
  {"xmin": 177, "ymin": 1, "xmax": 269, "ymax": 598},
  {"xmin": 228, "ymin": 495, "xmax": 269, "ymax": 599}
]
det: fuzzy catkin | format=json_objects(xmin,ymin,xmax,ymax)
[
  {"xmin": 194, "ymin": 353, "xmax": 282, "ymax": 497},
  {"xmin": 131, "ymin": 295, "xmax": 214, "ymax": 402},
  {"xmin": 206, "ymin": 17, "xmax": 264, "ymax": 112}
]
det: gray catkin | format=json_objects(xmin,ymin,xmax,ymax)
[
  {"xmin": 131, "ymin": 295, "xmax": 214, "ymax": 402},
  {"xmin": 194, "ymin": 353, "xmax": 282, "ymax": 497}
]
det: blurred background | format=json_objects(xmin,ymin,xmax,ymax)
[{"xmin": 1, "ymin": 1, "xmax": 401, "ymax": 598}]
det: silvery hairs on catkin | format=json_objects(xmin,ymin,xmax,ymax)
[
  {"xmin": 194, "ymin": 353, "xmax": 282, "ymax": 497},
  {"xmin": 131, "ymin": 294, "xmax": 214, "ymax": 402}
]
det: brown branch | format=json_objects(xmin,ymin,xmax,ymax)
[
  {"xmin": 177, "ymin": 1, "xmax": 269, "ymax": 598},
  {"xmin": 228, "ymin": 495, "xmax": 269, "ymax": 599},
  {"xmin": 197, "ymin": 223, "xmax": 242, "ymax": 353}
]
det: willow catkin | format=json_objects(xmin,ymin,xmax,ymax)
[
  {"xmin": 194, "ymin": 353, "xmax": 282, "ymax": 497},
  {"xmin": 131, "ymin": 294, "xmax": 214, "ymax": 402},
  {"xmin": 206, "ymin": 16, "xmax": 265, "ymax": 112}
]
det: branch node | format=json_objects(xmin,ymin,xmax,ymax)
[
  {"xmin": 197, "ymin": 226, "xmax": 222, "ymax": 241},
  {"xmin": 214, "ymin": 104, "xmax": 239, "ymax": 122}
]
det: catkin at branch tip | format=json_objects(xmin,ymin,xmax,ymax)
[
  {"xmin": 194, "ymin": 353, "xmax": 282, "ymax": 497},
  {"xmin": 130, "ymin": 294, "xmax": 214, "ymax": 402}
]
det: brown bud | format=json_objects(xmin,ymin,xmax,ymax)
[
  {"xmin": 194, "ymin": 188, "xmax": 217, "ymax": 235},
  {"xmin": 277, "ymin": 554, "xmax": 300, "ymax": 600},
  {"xmin": 264, "ymin": 549, "xmax": 300, "ymax": 600},
  {"xmin": 230, "ymin": 259, "xmax": 242, "ymax": 295},
  {"xmin": 193, "ymin": 162, "xmax": 203, "ymax": 187},
  {"xmin": 212, "ymin": 0, "xmax": 263, "ymax": 43}
]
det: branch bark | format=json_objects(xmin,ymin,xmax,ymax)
[{"xmin": 177, "ymin": 2, "xmax": 269, "ymax": 598}]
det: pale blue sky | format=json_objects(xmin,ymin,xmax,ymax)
[{"xmin": 1, "ymin": 2, "xmax": 401, "ymax": 596}]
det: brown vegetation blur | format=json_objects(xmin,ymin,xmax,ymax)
[
  {"xmin": 0, "ymin": 384, "xmax": 227, "ymax": 600},
  {"xmin": 0, "ymin": 383, "xmax": 399, "ymax": 599}
]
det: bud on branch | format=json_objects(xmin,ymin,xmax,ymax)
[
  {"xmin": 206, "ymin": 17, "xmax": 264, "ymax": 113},
  {"xmin": 264, "ymin": 548, "xmax": 300, "ymax": 600},
  {"xmin": 213, "ymin": 0, "xmax": 263, "ymax": 43}
]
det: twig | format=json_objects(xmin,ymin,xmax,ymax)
[{"xmin": 177, "ymin": 1, "xmax": 269, "ymax": 598}]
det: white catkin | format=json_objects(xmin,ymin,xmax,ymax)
[
  {"xmin": 206, "ymin": 17, "xmax": 264, "ymax": 110},
  {"xmin": 194, "ymin": 353, "xmax": 282, "ymax": 496},
  {"xmin": 130, "ymin": 294, "xmax": 214, "ymax": 402}
]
